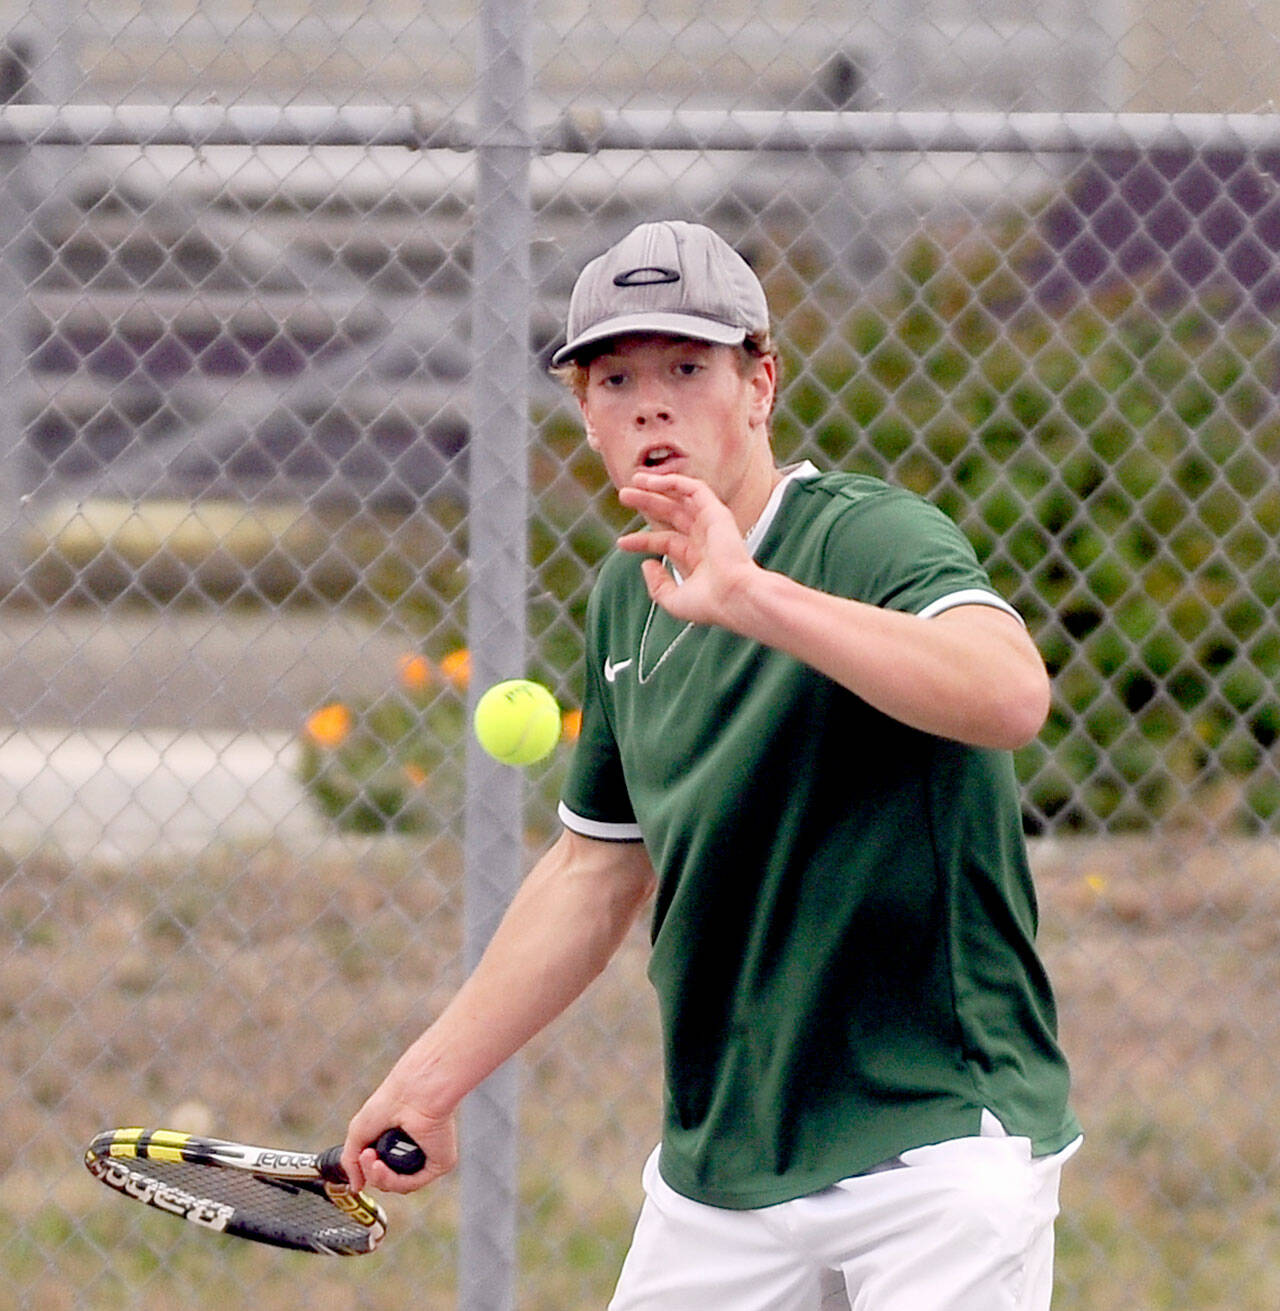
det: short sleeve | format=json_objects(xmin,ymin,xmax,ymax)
[
  {"xmin": 559, "ymin": 597, "xmax": 643, "ymax": 842},
  {"xmin": 823, "ymin": 490, "xmax": 1021, "ymax": 622}
]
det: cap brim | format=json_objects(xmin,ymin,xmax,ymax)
[{"xmin": 551, "ymin": 312, "xmax": 747, "ymax": 366}]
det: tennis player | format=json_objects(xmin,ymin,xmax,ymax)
[{"xmin": 342, "ymin": 219, "xmax": 1081, "ymax": 1309}]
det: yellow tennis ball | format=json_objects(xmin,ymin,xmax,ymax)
[{"xmin": 473, "ymin": 679, "xmax": 562, "ymax": 766}]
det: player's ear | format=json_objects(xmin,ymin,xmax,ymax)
[{"xmin": 748, "ymin": 354, "xmax": 776, "ymax": 424}]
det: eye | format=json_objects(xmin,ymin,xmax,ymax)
[{"xmin": 675, "ymin": 361, "xmax": 702, "ymax": 377}]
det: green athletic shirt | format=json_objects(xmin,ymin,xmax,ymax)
[{"xmin": 559, "ymin": 463, "xmax": 1080, "ymax": 1210}]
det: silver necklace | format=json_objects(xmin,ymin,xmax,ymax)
[{"xmin": 637, "ymin": 574, "xmax": 693, "ymax": 685}]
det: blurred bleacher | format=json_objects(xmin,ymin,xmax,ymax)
[{"xmin": 0, "ymin": 0, "xmax": 1110, "ymax": 514}]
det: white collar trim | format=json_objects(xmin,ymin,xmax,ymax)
[
  {"xmin": 667, "ymin": 461, "xmax": 819, "ymax": 585},
  {"xmin": 745, "ymin": 460, "xmax": 820, "ymax": 557}
]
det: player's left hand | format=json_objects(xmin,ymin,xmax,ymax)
[{"xmin": 616, "ymin": 472, "xmax": 760, "ymax": 630}]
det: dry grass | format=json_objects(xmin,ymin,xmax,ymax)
[
  {"xmin": 2, "ymin": 832, "xmax": 1279, "ymax": 1308},
  {"xmin": 1034, "ymin": 834, "xmax": 1280, "ymax": 1310}
]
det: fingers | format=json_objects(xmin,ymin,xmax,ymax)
[
  {"xmin": 617, "ymin": 474, "xmax": 726, "ymax": 567},
  {"xmin": 639, "ymin": 557, "xmax": 679, "ymax": 607},
  {"xmin": 615, "ymin": 472, "xmax": 759, "ymax": 627},
  {"xmin": 339, "ymin": 1117, "xmax": 373, "ymax": 1191},
  {"xmin": 617, "ymin": 489, "xmax": 687, "ymax": 533},
  {"xmin": 616, "ymin": 527, "xmax": 680, "ymax": 558},
  {"xmin": 356, "ymin": 1145, "xmax": 438, "ymax": 1195},
  {"xmin": 341, "ymin": 1105, "xmax": 458, "ymax": 1195},
  {"xmin": 361, "ymin": 1116, "xmax": 456, "ymax": 1194},
  {"xmin": 630, "ymin": 470, "xmax": 706, "ymax": 498},
  {"xmin": 618, "ymin": 471, "xmax": 713, "ymax": 529}
]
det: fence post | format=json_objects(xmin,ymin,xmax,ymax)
[
  {"xmin": 0, "ymin": 40, "xmax": 32, "ymax": 594},
  {"xmin": 461, "ymin": 0, "xmax": 532, "ymax": 1307},
  {"xmin": 0, "ymin": 3, "xmax": 80, "ymax": 591}
]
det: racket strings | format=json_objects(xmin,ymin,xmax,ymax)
[{"xmin": 111, "ymin": 1156, "xmax": 373, "ymax": 1251}]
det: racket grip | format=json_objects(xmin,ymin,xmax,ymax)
[
  {"xmin": 376, "ymin": 1127, "xmax": 427, "ymax": 1175},
  {"xmin": 318, "ymin": 1128, "xmax": 426, "ymax": 1183}
]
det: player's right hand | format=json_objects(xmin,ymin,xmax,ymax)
[{"xmin": 340, "ymin": 1096, "xmax": 457, "ymax": 1194}]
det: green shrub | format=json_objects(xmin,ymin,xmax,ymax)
[
  {"xmin": 296, "ymin": 651, "xmax": 578, "ymax": 834},
  {"xmin": 295, "ymin": 685, "xmax": 465, "ymax": 834},
  {"xmin": 295, "ymin": 648, "xmax": 474, "ymax": 832},
  {"xmin": 766, "ymin": 228, "xmax": 1280, "ymax": 831}
]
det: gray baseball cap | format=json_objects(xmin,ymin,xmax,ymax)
[{"xmin": 551, "ymin": 220, "xmax": 770, "ymax": 366}]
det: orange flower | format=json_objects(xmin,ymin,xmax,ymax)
[
  {"xmin": 305, "ymin": 702, "xmax": 352, "ymax": 748},
  {"xmin": 397, "ymin": 652, "xmax": 433, "ymax": 693},
  {"xmin": 403, "ymin": 763, "xmax": 428, "ymax": 786},
  {"xmin": 439, "ymin": 648, "xmax": 471, "ymax": 690},
  {"xmin": 561, "ymin": 708, "xmax": 583, "ymax": 742}
]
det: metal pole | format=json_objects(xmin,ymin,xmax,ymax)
[
  {"xmin": 0, "ymin": 26, "xmax": 41, "ymax": 593},
  {"xmin": 461, "ymin": 0, "xmax": 531, "ymax": 1307},
  {"xmin": 2, "ymin": 104, "xmax": 1280, "ymax": 154},
  {"xmin": 0, "ymin": 3, "xmax": 82, "ymax": 589},
  {"xmin": 0, "ymin": 140, "xmax": 28, "ymax": 594}
]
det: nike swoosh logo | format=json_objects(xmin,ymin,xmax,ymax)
[{"xmin": 603, "ymin": 657, "xmax": 633, "ymax": 683}]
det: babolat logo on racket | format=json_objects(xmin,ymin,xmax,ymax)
[
  {"xmin": 256, "ymin": 1150, "xmax": 314, "ymax": 1172},
  {"xmin": 86, "ymin": 1151, "xmax": 234, "ymax": 1231}
]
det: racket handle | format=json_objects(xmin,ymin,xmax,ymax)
[
  {"xmin": 318, "ymin": 1128, "xmax": 427, "ymax": 1183},
  {"xmin": 375, "ymin": 1127, "xmax": 427, "ymax": 1175}
]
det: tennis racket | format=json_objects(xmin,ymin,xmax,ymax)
[{"xmin": 84, "ymin": 1125, "xmax": 425, "ymax": 1256}]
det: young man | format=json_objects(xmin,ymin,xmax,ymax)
[{"xmin": 342, "ymin": 220, "xmax": 1081, "ymax": 1309}]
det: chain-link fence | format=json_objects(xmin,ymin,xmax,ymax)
[{"xmin": 1, "ymin": 2, "xmax": 1279, "ymax": 1308}]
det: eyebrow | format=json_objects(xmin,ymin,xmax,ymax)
[{"xmin": 592, "ymin": 339, "xmax": 715, "ymax": 366}]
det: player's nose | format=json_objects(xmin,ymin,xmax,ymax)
[
  {"xmin": 632, "ymin": 382, "xmax": 673, "ymax": 426},
  {"xmin": 629, "ymin": 370, "xmax": 674, "ymax": 424},
  {"xmin": 634, "ymin": 404, "xmax": 672, "ymax": 426}
]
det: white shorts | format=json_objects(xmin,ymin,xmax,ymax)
[{"xmin": 609, "ymin": 1114, "xmax": 1082, "ymax": 1311}]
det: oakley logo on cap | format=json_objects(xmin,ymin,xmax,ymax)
[{"xmin": 614, "ymin": 266, "xmax": 681, "ymax": 287}]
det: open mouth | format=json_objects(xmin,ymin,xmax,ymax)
[{"xmin": 640, "ymin": 446, "xmax": 681, "ymax": 470}]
